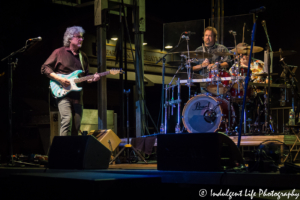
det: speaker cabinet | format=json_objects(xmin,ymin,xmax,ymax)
[
  {"xmin": 49, "ymin": 135, "xmax": 111, "ymax": 169},
  {"xmin": 157, "ymin": 132, "xmax": 244, "ymax": 171},
  {"xmin": 88, "ymin": 129, "xmax": 121, "ymax": 151}
]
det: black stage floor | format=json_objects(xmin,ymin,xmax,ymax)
[{"xmin": 1, "ymin": 163, "xmax": 300, "ymax": 200}]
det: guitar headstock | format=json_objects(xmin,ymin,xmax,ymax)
[{"xmin": 109, "ymin": 69, "xmax": 124, "ymax": 75}]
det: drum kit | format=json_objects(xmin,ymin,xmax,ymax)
[{"xmin": 163, "ymin": 43, "xmax": 298, "ymax": 135}]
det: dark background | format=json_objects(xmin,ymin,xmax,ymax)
[{"xmin": 0, "ymin": 0, "xmax": 299, "ymax": 157}]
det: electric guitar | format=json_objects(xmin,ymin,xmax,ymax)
[{"xmin": 50, "ymin": 69, "xmax": 121, "ymax": 98}]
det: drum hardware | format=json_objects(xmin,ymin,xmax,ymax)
[
  {"xmin": 157, "ymin": 32, "xmax": 189, "ymax": 134},
  {"xmin": 164, "ymin": 79, "xmax": 182, "ymax": 134},
  {"xmin": 280, "ymin": 54, "xmax": 299, "ymax": 116},
  {"xmin": 229, "ymin": 31, "xmax": 242, "ymax": 99},
  {"xmin": 172, "ymin": 51, "xmax": 213, "ymax": 59},
  {"xmin": 268, "ymin": 115, "xmax": 275, "ymax": 133}
]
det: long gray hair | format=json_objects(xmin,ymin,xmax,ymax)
[{"xmin": 63, "ymin": 26, "xmax": 85, "ymax": 47}]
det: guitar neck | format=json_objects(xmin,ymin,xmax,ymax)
[{"xmin": 74, "ymin": 71, "xmax": 110, "ymax": 83}]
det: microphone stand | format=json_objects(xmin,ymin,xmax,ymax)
[
  {"xmin": 110, "ymin": 89, "xmax": 147, "ymax": 164},
  {"xmin": 238, "ymin": 14, "xmax": 259, "ymax": 147},
  {"xmin": 228, "ymin": 31, "xmax": 239, "ymax": 134},
  {"xmin": 184, "ymin": 35, "xmax": 193, "ymax": 99},
  {"xmin": 1, "ymin": 41, "xmax": 34, "ymax": 165},
  {"xmin": 262, "ymin": 21, "xmax": 273, "ymax": 134}
]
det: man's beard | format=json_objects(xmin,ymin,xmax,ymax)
[{"xmin": 204, "ymin": 39, "xmax": 211, "ymax": 44}]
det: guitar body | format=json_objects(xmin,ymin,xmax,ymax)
[
  {"xmin": 50, "ymin": 70, "xmax": 83, "ymax": 98},
  {"xmin": 50, "ymin": 69, "xmax": 121, "ymax": 98}
]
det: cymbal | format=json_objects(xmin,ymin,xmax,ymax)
[
  {"xmin": 231, "ymin": 43, "xmax": 264, "ymax": 54},
  {"xmin": 172, "ymin": 51, "xmax": 213, "ymax": 59},
  {"xmin": 272, "ymin": 50, "xmax": 297, "ymax": 57},
  {"xmin": 167, "ymin": 60, "xmax": 197, "ymax": 67},
  {"xmin": 253, "ymin": 72, "xmax": 278, "ymax": 77},
  {"xmin": 213, "ymin": 52, "xmax": 234, "ymax": 56}
]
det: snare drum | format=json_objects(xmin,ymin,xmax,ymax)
[
  {"xmin": 182, "ymin": 94, "xmax": 236, "ymax": 133},
  {"xmin": 206, "ymin": 69, "xmax": 230, "ymax": 95}
]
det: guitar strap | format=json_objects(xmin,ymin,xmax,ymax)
[{"xmin": 79, "ymin": 50, "xmax": 85, "ymax": 73}]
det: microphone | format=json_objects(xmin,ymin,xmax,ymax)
[
  {"xmin": 183, "ymin": 31, "xmax": 196, "ymax": 35},
  {"xmin": 28, "ymin": 36, "xmax": 42, "ymax": 41},
  {"xmin": 261, "ymin": 20, "xmax": 266, "ymax": 27},
  {"xmin": 229, "ymin": 30, "xmax": 236, "ymax": 35},
  {"xmin": 249, "ymin": 6, "xmax": 266, "ymax": 13}
]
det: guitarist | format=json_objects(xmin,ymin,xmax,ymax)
[{"xmin": 41, "ymin": 26, "xmax": 100, "ymax": 136}]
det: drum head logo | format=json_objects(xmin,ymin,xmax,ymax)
[{"xmin": 194, "ymin": 101, "xmax": 210, "ymax": 110}]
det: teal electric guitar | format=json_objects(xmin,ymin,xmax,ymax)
[{"xmin": 50, "ymin": 69, "xmax": 121, "ymax": 98}]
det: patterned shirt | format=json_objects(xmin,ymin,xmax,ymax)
[
  {"xmin": 194, "ymin": 43, "xmax": 230, "ymax": 76},
  {"xmin": 195, "ymin": 43, "xmax": 230, "ymax": 64}
]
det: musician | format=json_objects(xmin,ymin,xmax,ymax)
[
  {"xmin": 192, "ymin": 26, "xmax": 230, "ymax": 74},
  {"xmin": 238, "ymin": 54, "xmax": 265, "ymax": 83},
  {"xmin": 41, "ymin": 26, "xmax": 100, "ymax": 136}
]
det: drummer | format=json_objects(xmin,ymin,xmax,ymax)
[
  {"xmin": 192, "ymin": 26, "xmax": 230, "ymax": 75},
  {"xmin": 192, "ymin": 26, "xmax": 231, "ymax": 93}
]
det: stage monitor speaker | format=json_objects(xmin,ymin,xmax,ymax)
[
  {"xmin": 157, "ymin": 132, "xmax": 244, "ymax": 171},
  {"xmin": 88, "ymin": 129, "xmax": 121, "ymax": 151},
  {"xmin": 49, "ymin": 135, "xmax": 111, "ymax": 169}
]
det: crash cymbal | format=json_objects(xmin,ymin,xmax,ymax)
[
  {"xmin": 231, "ymin": 44, "xmax": 264, "ymax": 54},
  {"xmin": 172, "ymin": 51, "xmax": 213, "ymax": 59},
  {"xmin": 272, "ymin": 50, "xmax": 297, "ymax": 57},
  {"xmin": 213, "ymin": 52, "xmax": 234, "ymax": 56}
]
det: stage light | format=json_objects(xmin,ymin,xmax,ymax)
[
  {"xmin": 111, "ymin": 38, "xmax": 118, "ymax": 41},
  {"xmin": 143, "ymin": 43, "xmax": 147, "ymax": 45},
  {"xmin": 165, "ymin": 45, "xmax": 173, "ymax": 49}
]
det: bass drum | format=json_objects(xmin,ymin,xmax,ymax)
[{"xmin": 182, "ymin": 94, "xmax": 236, "ymax": 133}]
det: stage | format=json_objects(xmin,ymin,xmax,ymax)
[{"xmin": 1, "ymin": 162, "xmax": 300, "ymax": 200}]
